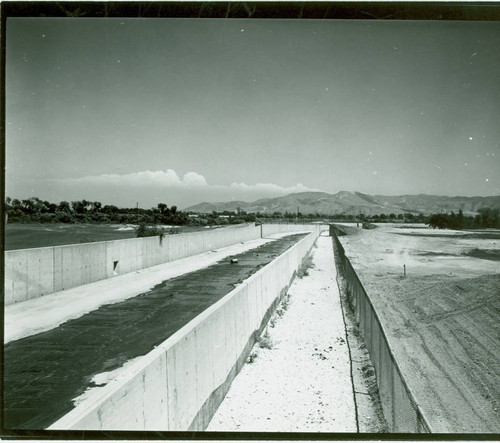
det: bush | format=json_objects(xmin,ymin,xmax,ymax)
[
  {"xmin": 297, "ymin": 254, "xmax": 314, "ymax": 278},
  {"xmin": 40, "ymin": 213, "xmax": 55, "ymax": 223},
  {"xmin": 135, "ymin": 223, "xmax": 165, "ymax": 238},
  {"xmin": 258, "ymin": 329, "xmax": 273, "ymax": 349},
  {"xmin": 55, "ymin": 211, "xmax": 74, "ymax": 223},
  {"xmin": 428, "ymin": 208, "xmax": 499, "ymax": 229}
]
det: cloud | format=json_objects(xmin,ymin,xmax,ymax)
[
  {"xmin": 229, "ymin": 182, "xmax": 319, "ymax": 194},
  {"xmin": 182, "ymin": 171, "xmax": 208, "ymax": 187},
  {"xmin": 49, "ymin": 169, "xmax": 323, "ymax": 207},
  {"xmin": 57, "ymin": 169, "xmax": 208, "ymax": 188},
  {"xmin": 56, "ymin": 169, "xmax": 319, "ymax": 195}
]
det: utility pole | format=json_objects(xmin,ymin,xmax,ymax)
[{"xmin": 136, "ymin": 202, "xmax": 139, "ymax": 224}]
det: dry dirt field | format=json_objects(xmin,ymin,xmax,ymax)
[
  {"xmin": 338, "ymin": 224, "xmax": 500, "ymax": 433},
  {"xmin": 4, "ymin": 223, "xmax": 208, "ymax": 251}
]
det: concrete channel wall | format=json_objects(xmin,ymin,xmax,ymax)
[
  {"xmin": 4, "ymin": 223, "xmax": 323, "ymax": 306},
  {"xmin": 48, "ymin": 227, "xmax": 321, "ymax": 431},
  {"xmin": 331, "ymin": 230, "xmax": 431, "ymax": 433},
  {"xmin": 5, "ymin": 224, "xmax": 262, "ymax": 305}
]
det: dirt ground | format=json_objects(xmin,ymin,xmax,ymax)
[
  {"xmin": 4, "ymin": 223, "xmax": 211, "ymax": 250},
  {"xmin": 338, "ymin": 225, "xmax": 500, "ymax": 433}
]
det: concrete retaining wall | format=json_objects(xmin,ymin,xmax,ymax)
[
  {"xmin": 48, "ymin": 227, "xmax": 321, "ymax": 431},
  {"xmin": 332, "ymin": 231, "xmax": 431, "ymax": 432},
  {"xmin": 4, "ymin": 224, "xmax": 261, "ymax": 305},
  {"xmin": 4, "ymin": 223, "xmax": 324, "ymax": 306}
]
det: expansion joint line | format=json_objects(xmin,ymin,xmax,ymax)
[{"xmin": 332, "ymin": 237, "xmax": 360, "ymax": 433}]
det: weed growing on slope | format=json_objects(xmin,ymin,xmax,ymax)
[
  {"xmin": 258, "ymin": 328, "xmax": 273, "ymax": 349},
  {"xmin": 247, "ymin": 351, "xmax": 259, "ymax": 364},
  {"xmin": 297, "ymin": 254, "xmax": 314, "ymax": 279},
  {"xmin": 276, "ymin": 292, "xmax": 292, "ymax": 318},
  {"xmin": 281, "ymin": 293, "xmax": 290, "ymax": 311}
]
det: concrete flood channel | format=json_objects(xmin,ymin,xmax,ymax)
[{"xmin": 4, "ymin": 233, "xmax": 307, "ymax": 430}]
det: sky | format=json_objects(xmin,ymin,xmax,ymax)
[{"xmin": 5, "ymin": 18, "xmax": 500, "ymax": 209}]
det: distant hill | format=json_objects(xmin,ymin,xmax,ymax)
[{"xmin": 184, "ymin": 191, "xmax": 500, "ymax": 216}]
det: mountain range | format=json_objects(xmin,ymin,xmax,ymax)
[{"xmin": 184, "ymin": 191, "xmax": 500, "ymax": 216}]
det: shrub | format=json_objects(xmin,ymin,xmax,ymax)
[
  {"xmin": 135, "ymin": 223, "xmax": 165, "ymax": 238},
  {"xmin": 297, "ymin": 254, "xmax": 314, "ymax": 278},
  {"xmin": 247, "ymin": 351, "xmax": 258, "ymax": 363},
  {"xmin": 258, "ymin": 329, "xmax": 273, "ymax": 349}
]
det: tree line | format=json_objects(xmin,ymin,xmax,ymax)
[
  {"xmin": 4, "ymin": 197, "xmax": 431, "ymax": 225},
  {"xmin": 249, "ymin": 211, "xmax": 428, "ymax": 223},
  {"xmin": 4, "ymin": 197, "xmax": 258, "ymax": 227},
  {"xmin": 7, "ymin": 197, "xmax": 498, "ymax": 229},
  {"xmin": 428, "ymin": 208, "xmax": 499, "ymax": 229},
  {"xmin": 4, "ymin": 197, "xmax": 191, "ymax": 225}
]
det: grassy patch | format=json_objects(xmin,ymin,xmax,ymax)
[
  {"xmin": 464, "ymin": 248, "xmax": 500, "ymax": 261},
  {"xmin": 415, "ymin": 251, "xmax": 458, "ymax": 257}
]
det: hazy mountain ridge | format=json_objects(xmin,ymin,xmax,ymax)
[{"xmin": 185, "ymin": 191, "xmax": 500, "ymax": 216}]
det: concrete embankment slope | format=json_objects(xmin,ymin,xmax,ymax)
[
  {"xmin": 4, "ymin": 223, "xmax": 319, "ymax": 305},
  {"xmin": 46, "ymin": 228, "xmax": 319, "ymax": 431}
]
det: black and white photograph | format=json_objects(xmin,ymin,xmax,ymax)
[{"xmin": 2, "ymin": 1, "xmax": 500, "ymax": 438}]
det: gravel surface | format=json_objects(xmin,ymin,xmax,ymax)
[{"xmin": 207, "ymin": 234, "xmax": 357, "ymax": 433}]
